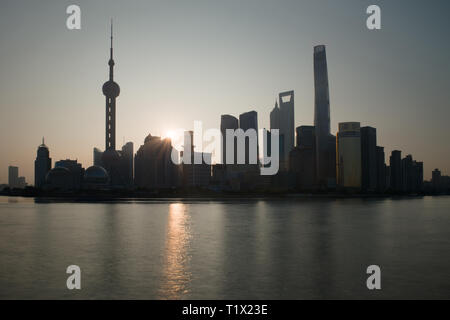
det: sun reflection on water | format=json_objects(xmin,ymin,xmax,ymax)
[{"xmin": 158, "ymin": 203, "xmax": 192, "ymax": 299}]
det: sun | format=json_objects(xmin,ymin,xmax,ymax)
[{"xmin": 163, "ymin": 130, "xmax": 177, "ymax": 141}]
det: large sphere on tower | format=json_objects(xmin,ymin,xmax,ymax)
[{"xmin": 102, "ymin": 80, "xmax": 120, "ymax": 98}]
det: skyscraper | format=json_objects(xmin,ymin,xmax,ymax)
[
  {"xmin": 289, "ymin": 126, "xmax": 316, "ymax": 189},
  {"xmin": 220, "ymin": 114, "xmax": 239, "ymax": 165},
  {"xmin": 278, "ymin": 91, "xmax": 295, "ymax": 168},
  {"xmin": 336, "ymin": 122, "xmax": 361, "ymax": 189},
  {"xmin": 34, "ymin": 138, "xmax": 51, "ymax": 188},
  {"xmin": 270, "ymin": 101, "xmax": 284, "ymax": 166},
  {"xmin": 239, "ymin": 111, "xmax": 259, "ymax": 166},
  {"xmin": 390, "ymin": 150, "xmax": 402, "ymax": 192},
  {"xmin": 181, "ymin": 131, "xmax": 211, "ymax": 187},
  {"xmin": 401, "ymin": 154, "xmax": 413, "ymax": 193},
  {"xmin": 360, "ymin": 126, "xmax": 377, "ymax": 192},
  {"xmin": 121, "ymin": 142, "xmax": 134, "ymax": 187},
  {"xmin": 313, "ymin": 45, "xmax": 334, "ymax": 187},
  {"xmin": 296, "ymin": 126, "xmax": 315, "ymax": 149},
  {"xmin": 375, "ymin": 146, "xmax": 386, "ymax": 192},
  {"xmin": 270, "ymin": 100, "xmax": 280, "ymax": 131},
  {"xmin": 8, "ymin": 166, "xmax": 18, "ymax": 188},
  {"xmin": 134, "ymin": 134, "xmax": 179, "ymax": 189},
  {"xmin": 412, "ymin": 161, "xmax": 424, "ymax": 193},
  {"xmin": 432, "ymin": 168, "xmax": 441, "ymax": 192}
]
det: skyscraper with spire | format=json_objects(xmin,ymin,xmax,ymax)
[{"xmin": 34, "ymin": 137, "xmax": 51, "ymax": 188}]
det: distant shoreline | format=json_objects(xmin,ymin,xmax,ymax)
[{"xmin": 1, "ymin": 188, "xmax": 447, "ymax": 203}]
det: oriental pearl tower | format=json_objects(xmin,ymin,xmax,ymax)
[
  {"xmin": 101, "ymin": 21, "xmax": 122, "ymax": 177},
  {"xmin": 103, "ymin": 21, "xmax": 120, "ymax": 151}
]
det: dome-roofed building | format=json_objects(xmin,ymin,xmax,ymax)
[
  {"xmin": 84, "ymin": 165, "xmax": 109, "ymax": 185},
  {"xmin": 45, "ymin": 167, "xmax": 73, "ymax": 190}
]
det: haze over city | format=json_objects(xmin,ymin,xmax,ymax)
[{"xmin": 1, "ymin": 0, "xmax": 449, "ymax": 184}]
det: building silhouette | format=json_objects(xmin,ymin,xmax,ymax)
[
  {"xmin": 270, "ymin": 100, "xmax": 284, "ymax": 166},
  {"xmin": 432, "ymin": 168, "xmax": 441, "ymax": 192},
  {"xmin": 389, "ymin": 150, "xmax": 402, "ymax": 192},
  {"xmin": 385, "ymin": 165, "xmax": 391, "ymax": 190},
  {"xmin": 93, "ymin": 148, "xmax": 104, "ymax": 167},
  {"xmin": 262, "ymin": 127, "xmax": 272, "ymax": 166},
  {"xmin": 8, "ymin": 166, "xmax": 26, "ymax": 189},
  {"xmin": 8, "ymin": 166, "xmax": 19, "ymax": 188},
  {"xmin": 239, "ymin": 110, "xmax": 259, "ymax": 166},
  {"xmin": 121, "ymin": 142, "xmax": 134, "ymax": 187},
  {"xmin": 181, "ymin": 131, "xmax": 211, "ymax": 188},
  {"xmin": 313, "ymin": 45, "xmax": 335, "ymax": 188},
  {"xmin": 55, "ymin": 159, "xmax": 84, "ymax": 190},
  {"xmin": 400, "ymin": 155, "xmax": 423, "ymax": 193},
  {"xmin": 412, "ymin": 160, "xmax": 424, "ymax": 193},
  {"xmin": 337, "ymin": 122, "xmax": 361, "ymax": 189},
  {"xmin": 289, "ymin": 126, "xmax": 316, "ymax": 190},
  {"xmin": 134, "ymin": 134, "xmax": 179, "ymax": 189},
  {"xmin": 401, "ymin": 155, "xmax": 413, "ymax": 193},
  {"xmin": 44, "ymin": 159, "xmax": 84, "ymax": 191},
  {"xmin": 8, "ymin": 166, "xmax": 18, "ymax": 188},
  {"xmin": 45, "ymin": 167, "xmax": 74, "ymax": 190},
  {"xmin": 278, "ymin": 91, "xmax": 295, "ymax": 169},
  {"xmin": 84, "ymin": 165, "xmax": 109, "ymax": 188},
  {"xmin": 375, "ymin": 146, "xmax": 387, "ymax": 192},
  {"xmin": 34, "ymin": 138, "xmax": 51, "ymax": 188},
  {"xmin": 360, "ymin": 126, "xmax": 377, "ymax": 192},
  {"xmin": 220, "ymin": 114, "xmax": 239, "ymax": 166},
  {"xmin": 269, "ymin": 91, "xmax": 294, "ymax": 171}
]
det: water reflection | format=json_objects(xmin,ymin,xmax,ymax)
[{"xmin": 158, "ymin": 203, "xmax": 192, "ymax": 299}]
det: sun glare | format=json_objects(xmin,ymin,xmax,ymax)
[{"xmin": 164, "ymin": 130, "xmax": 176, "ymax": 141}]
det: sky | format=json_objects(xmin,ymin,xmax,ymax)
[{"xmin": 0, "ymin": 0, "xmax": 449, "ymax": 184}]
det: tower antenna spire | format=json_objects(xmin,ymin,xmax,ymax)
[
  {"xmin": 108, "ymin": 19, "xmax": 115, "ymax": 81},
  {"xmin": 110, "ymin": 19, "xmax": 113, "ymax": 59}
]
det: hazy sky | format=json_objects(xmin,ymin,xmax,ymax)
[{"xmin": 1, "ymin": 0, "xmax": 449, "ymax": 184}]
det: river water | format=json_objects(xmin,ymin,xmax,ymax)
[{"xmin": 0, "ymin": 196, "xmax": 449, "ymax": 299}]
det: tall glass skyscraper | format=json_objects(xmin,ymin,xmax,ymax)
[
  {"xmin": 239, "ymin": 111, "xmax": 259, "ymax": 166},
  {"xmin": 313, "ymin": 45, "xmax": 334, "ymax": 187},
  {"xmin": 279, "ymin": 91, "xmax": 295, "ymax": 169},
  {"xmin": 220, "ymin": 114, "xmax": 239, "ymax": 165}
]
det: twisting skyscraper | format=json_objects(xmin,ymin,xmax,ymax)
[{"xmin": 313, "ymin": 45, "xmax": 335, "ymax": 187}]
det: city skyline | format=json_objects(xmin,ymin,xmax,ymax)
[{"xmin": 1, "ymin": 0, "xmax": 450, "ymax": 184}]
